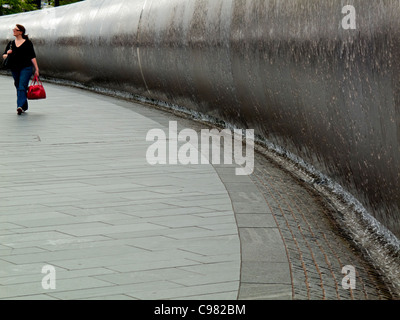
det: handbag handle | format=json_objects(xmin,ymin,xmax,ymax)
[{"xmin": 31, "ymin": 75, "xmax": 43, "ymax": 86}]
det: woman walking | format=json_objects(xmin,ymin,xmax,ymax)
[{"xmin": 2, "ymin": 24, "xmax": 40, "ymax": 115}]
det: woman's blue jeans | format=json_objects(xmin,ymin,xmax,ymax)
[{"xmin": 12, "ymin": 66, "xmax": 33, "ymax": 110}]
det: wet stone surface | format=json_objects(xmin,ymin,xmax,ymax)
[{"xmin": 247, "ymin": 152, "xmax": 398, "ymax": 300}]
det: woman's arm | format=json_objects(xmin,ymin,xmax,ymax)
[
  {"xmin": 32, "ymin": 57, "xmax": 39, "ymax": 77},
  {"xmin": 3, "ymin": 42, "xmax": 12, "ymax": 60},
  {"xmin": 3, "ymin": 49, "xmax": 12, "ymax": 60}
]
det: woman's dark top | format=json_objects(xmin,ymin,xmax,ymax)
[{"xmin": 3, "ymin": 39, "xmax": 36, "ymax": 70}]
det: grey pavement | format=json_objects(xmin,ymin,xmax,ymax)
[
  {"xmin": 0, "ymin": 75, "xmax": 396, "ymax": 300},
  {"xmin": 0, "ymin": 75, "xmax": 242, "ymax": 300}
]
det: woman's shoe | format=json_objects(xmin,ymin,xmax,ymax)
[{"xmin": 17, "ymin": 107, "xmax": 23, "ymax": 115}]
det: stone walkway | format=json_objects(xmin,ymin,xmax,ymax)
[{"xmin": 0, "ymin": 75, "xmax": 396, "ymax": 300}]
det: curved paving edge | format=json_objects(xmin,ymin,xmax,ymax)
[
  {"xmin": 215, "ymin": 169, "xmax": 292, "ymax": 300},
  {"xmin": 246, "ymin": 155, "xmax": 398, "ymax": 300},
  {"xmin": 215, "ymin": 153, "xmax": 398, "ymax": 300}
]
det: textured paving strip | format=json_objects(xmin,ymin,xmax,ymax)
[
  {"xmin": 245, "ymin": 155, "xmax": 398, "ymax": 300},
  {"xmin": 0, "ymin": 75, "xmax": 396, "ymax": 300}
]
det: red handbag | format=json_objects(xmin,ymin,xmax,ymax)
[{"xmin": 27, "ymin": 75, "xmax": 46, "ymax": 100}]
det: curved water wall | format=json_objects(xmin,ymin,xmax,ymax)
[{"xmin": 1, "ymin": 0, "xmax": 399, "ymax": 240}]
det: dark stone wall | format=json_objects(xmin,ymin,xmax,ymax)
[{"xmin": 1, "ymin": 0, "xmax": 399, "ymax": 238}]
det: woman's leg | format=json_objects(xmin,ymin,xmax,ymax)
[
  {"xmin": 11, "ymin": 69, "xmax": 22, "ymax": 114},
  {"xmin": 11, "ymin": 69, "xmax": 21, "ymax": 95},
  {"xmin": 14, "ymin": 66, "xmax": 33, "ymax": 112}
]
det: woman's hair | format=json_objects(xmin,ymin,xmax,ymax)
[{"xmin": 16, "ymin": 24, "xmax": 29, "ymax": 40}]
